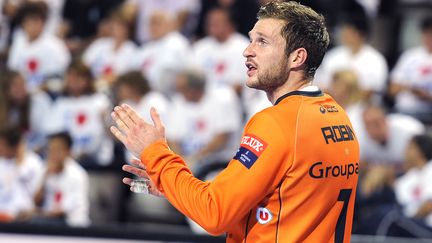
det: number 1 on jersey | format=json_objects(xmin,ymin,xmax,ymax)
[{"xmin": 335, "ymin": 189, "xmax": 352, "ymax": 243}]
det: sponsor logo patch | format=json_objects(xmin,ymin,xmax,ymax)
[
  {"xmin": 233, "ymin": 134, "xmax": 268, "ymax": 169},
  {"xmin": 256, "ymin": 207, "xmax": 273, "ymax": 224}
]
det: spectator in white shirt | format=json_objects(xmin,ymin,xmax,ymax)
[
  {"xmin": 21, "ymin": 131, "xmax": 90, "ymax": 226},
  {"xmin": 314, "ymin": 14, "xmax": 388, "ymax": 100},
  {"xmin": 389, "ymin": 17, "xmax": 432, "ymax": 124},
  {"xmin": 0, "ymin": 128, "xmax": 44, "ymax": 222},
  {"xmin": 133, "ymin": 10, "xmax": 191, "ymax": 95},
  {"xmin": 52, "ymin": 60, "xmax": 113, "ymax": 168},
  {"xmin": 7, "ymin": 1, "xmax": 70, "ymax": 92},
  {"xmin": 358, "ymin": 104, "xmax": 424, "ymax": 198},
  {"xmin": 83, "ymin": 12, "xmax": 137, "ymax": 92},
  {"xmin": 166, "ymin": 69, "xmax": 241, "ymax": 169},
  {"xmin": 395, "ymin": 134, "xmax": 432, "ymax": 228},
  {"xmin": 121, "ymin": 0, "xmax": 200, "ymax": 43}
]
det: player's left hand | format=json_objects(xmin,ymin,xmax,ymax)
[{"xmin": 110, "ymin": 104, "xmax": 165, "ymax": 158}]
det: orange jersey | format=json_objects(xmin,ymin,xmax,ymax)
[{"xmin": 141, "ymin": 90, "xmax": 360, "ymax": 243}]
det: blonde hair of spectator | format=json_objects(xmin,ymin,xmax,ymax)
[{"xmin": 331, "ymin": 69, "xmax": 363, "ymax": 107}]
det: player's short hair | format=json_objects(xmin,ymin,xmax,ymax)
[
  {"xmin": 0, "ymin": 127, "xmax": 22, "ymax": 148},
  {"xmin": 17, "ymin": 1, "xmax": 48, "ymax": 24},
  {"xmin": 257, "ymin": 0, "xmax": 329, "ymax": 79},
  {"xmin": 115, "ymin": 71, "xmax": 151, "ymax": 96},
  {"xmin": 420, "ymin": 16, "xmax": 432, "ymax": 32},
  {"xmin": 48, "ymin": 131, "xmax": 73, "ymax": 150}
]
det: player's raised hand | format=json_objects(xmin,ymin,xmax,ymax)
[
  {"xmin": 122, "ymin": 158, "xmax": 165, "ymax": 197},
  {"xmin": 110, "ymin": 104, "xmax": 165, "ymax": 158}
]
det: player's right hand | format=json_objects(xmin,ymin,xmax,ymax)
[{"xmin": 122, "ymin": 158, "xmax": 165, "ymax": 197}]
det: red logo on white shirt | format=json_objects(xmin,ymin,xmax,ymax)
[
  {"xmin": 27, "ymin": 58, "xmax": 39, "ymax": 73},
  {"xmin": 103, "ymin": 65, "xmax": 113, "ymax": 76},
  {"xmin": 76, "ymin": 113, "xmax": 87, "ymax": 126},
  {"xmin": 240, "ymin": 134, "xmax": 268, "ymax": 156},
  {"xmin": 215, "ymin": 62, "xmax": 226, "ymax": 74}
]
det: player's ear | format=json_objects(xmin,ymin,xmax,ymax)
[{"xmin": 289, "ymin": 48, "xmax": 308, "ymax": 69}]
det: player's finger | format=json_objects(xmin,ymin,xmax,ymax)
[
  {"xmin": 114, "ymin": 105, "xmax": 135, "ymax": 129},
  {"xmin": 130, "ymin": 158, "xmax": 146, "ymax": 170},
  {"xmin": 123, "ymin": 177, "xmax": 133, "ymax": 186},
  {"xmin": 110, "ymin": 126, "xmax": 127, "ymax": 144},
  {"xmin": 122, "ymin": 103, "xmax": 144, "ymax": 124},
  {"xmin": 150, "ymin": 107, "xmax": 164, "ymax": 132},
  {"xmin": 111, "ymin": 110, "xmax": 129, "ymax": 132},
  {"xmin": 123, "ymin": 164, "xmax": 150, "ymax": 179}
]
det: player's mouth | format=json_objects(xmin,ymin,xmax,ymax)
[{"xmin": 246, "ymin": 62, "xmax": 257, "ymax": 77}]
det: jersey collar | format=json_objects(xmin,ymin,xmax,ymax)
[{"xmin": 274, "ymin": 86, "xmax": 323, "ymax": 105}]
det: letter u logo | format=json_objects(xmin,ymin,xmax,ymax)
[{"xmin": 256, "ymin": 207, "xmax": 273, "ymax": 224}]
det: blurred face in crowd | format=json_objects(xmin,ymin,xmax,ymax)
[
  {"xmin": 22, "ymin": 15, "xmax": 45, "ymax": 41},
  {"xmin": 65, "ymin": 70, "xmax": 90, "ymax": 97},
  {"xmin": 339, "ymin": 25, "xmax": 364, "ymax": 50},
  {"xmin": 46, "ymin": 137, "xmax": 69, "ymax": 173},
  {"xmin": 115, "ymin": 83, "xmax": 134, "ymax": 102},
  {"xmin": 175, "ymin": 74, "xmax": 204, "ymax": 103},
  {"xmin": 206, "ymin": 9, "xmax": 234, "ymax": 42},
  {"xmin": 243, "ymin": 18, "xmax": 289, "ymax": 92},
  {"xmin": 404, "ymin": 140, "xmax": 426, "ymax": 170},
  {"xmin": 422, "ymin": 28, "xmax": 432, "ymax": 52},
  {"xmin": 362, "ymin": 106, "xmax": 388, "ymax": 144},
  {"xmin": 111, "ymin": 18, "xmax": 129, "ymax": 42},
  {"xmin": 328, "ymin": 70, "xmax": 359, "ymax": 107},
  {"xmin": 8, "ymin": 74, "xmax": 28, "ymax": 104},
  {"xmin": 149, "ymin": 11, "xmax": 173, "ymax": 41}
]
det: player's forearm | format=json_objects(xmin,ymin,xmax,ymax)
[{"xmin": 141, "ymin": 141, "xmax": 235, "ymax": 235}]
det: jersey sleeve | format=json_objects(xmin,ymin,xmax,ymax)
[{"xmin": 140, "ymin": 111, "xmax": 292, "ymax": 235}]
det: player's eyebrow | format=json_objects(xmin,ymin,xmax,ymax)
[{"xmin": 248, "ymin": 31, "xmax": 270, "ymax": 39}]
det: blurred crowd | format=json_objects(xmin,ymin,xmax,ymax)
[{"xmin": 0, "ymin": 0, "xmax": 432, "ymax": 239}]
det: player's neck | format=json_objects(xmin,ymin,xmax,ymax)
[{"xmin": 267, "ymin": 77, "xmax": 313, "ymax": 105}]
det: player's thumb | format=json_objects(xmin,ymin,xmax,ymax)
[{"xmin": 150, "ymin": 107, "xmax": 165, "ymax": 134}]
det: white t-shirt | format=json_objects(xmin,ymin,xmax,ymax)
[
  {"xmin": 7, "ymin": 32, "xmax": 71, "ymax": 91},
  {"xmin": 314, "ymin": 44, "xmax": 388, "ymax": 93},
  {"xmin": 42, "ymin": 158, "xmax": 90, "ymax": 226},
  {"xmin": 52, "ymin": 93, "xmax": 113, "ymax": 166},
  {"xmin": 166, "ymin": 87, "xmax": 242, "ymax": 161},
  {"xmin": 192, "ymin": 33, "xmax": 249, "ymax": 88},
  {"xmin": 28, "ymin": 91, "xmax": 59, "ymax": 151},
  {"xmin": 83, "ymin": 38, "xmax": 137, "ymax": 79},
  {"xmin": 394, "ymin": 161, "xmax": 432, "ymax": 227},
  {"xmin": 0, "ymin": 152, "xmax": 44, "ymax": 217},
  {"xmin": 358, "ymin": 113, "xmax": 425, "ymax": 165},
  {"xmin": 391, "ymin": 46, "xmax": 432, "ymax": 113},
  {"xmin": 127, "ymin": 0, "xmax": 200, "ymax": 43},
  {"xmin": 133, "ymin": 31, "xmax": 191, "ymax": 94}
]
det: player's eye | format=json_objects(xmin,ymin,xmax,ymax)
[{"xmin": 257, "ymin": 37, "xmax": 267, "ymax": 46}]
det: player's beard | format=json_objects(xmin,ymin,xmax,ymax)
[{"xmin": 247, "ymin": 57, "xmax": 290, "ymax": 93}]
